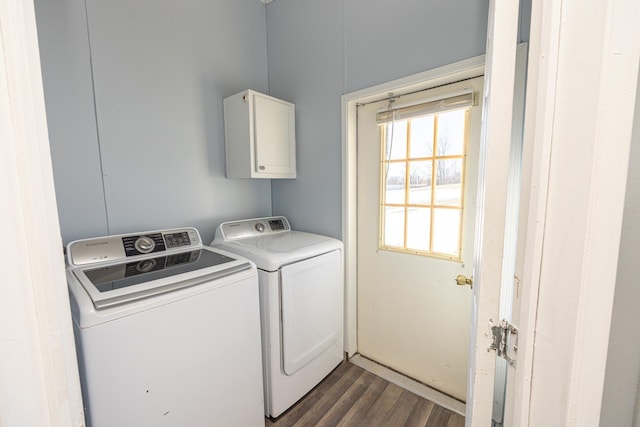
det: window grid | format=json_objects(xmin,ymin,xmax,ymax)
[{"xmin": 379, "ymin": 109, "xmax": 470, "ymax": 260}]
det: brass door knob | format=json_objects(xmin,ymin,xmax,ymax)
[{"xmin": 455, "ymin": 274, "xmax": 473, "ymax": 288}]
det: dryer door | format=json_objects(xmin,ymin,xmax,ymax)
[{"xmin": 280, "ymin": 250, "xmax": 343, "ymax": 375}]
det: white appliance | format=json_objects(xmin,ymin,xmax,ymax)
[
  {"xmin": 212, "ymin": 216, "xmax": 344, "ymax": 418},
  {"xmin": 66, "ymin": 227, "xmax": 264, "ymax": 427}
]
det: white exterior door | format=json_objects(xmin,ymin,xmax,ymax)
[{"xmin": 356, "ymin": 77, "xmax": 484, "ymax": 402}]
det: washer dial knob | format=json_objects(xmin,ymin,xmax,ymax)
[
  {"xmin": 255, "ymin": 223, "xmax": 265, "ymax": 233},
  {"xmin": 134, "ymin": 236, "xmax": 155, "ymax": 254}
]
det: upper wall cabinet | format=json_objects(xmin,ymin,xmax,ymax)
[{"xmin": 224, "ymin": 90, "xmax": 296, "ymax": 179}]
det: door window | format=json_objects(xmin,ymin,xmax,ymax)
[{"xmin": 379, "ymin": 106, "xmax": 470, "ymax": 261}]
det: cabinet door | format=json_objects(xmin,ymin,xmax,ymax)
[{"xmin": 253, "ymin": 94, "xmax": 296, "ymax": 177}]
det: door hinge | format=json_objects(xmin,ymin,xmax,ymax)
[{"xmin": 489, "ymin": 319, "xmax": 518, "ymax": 366}]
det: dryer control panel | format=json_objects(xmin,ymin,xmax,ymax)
[
  {"xmin": 215, "ymin": 216, "xmax": 291, "ymax": 241},
  {"xmin": 67, "ymin": 228, "xmax": 201, "ymax": 266}
]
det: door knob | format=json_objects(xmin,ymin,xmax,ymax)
[{"xmin": 455, "ymin": 274, "xmax": 473, "ymax": 288}]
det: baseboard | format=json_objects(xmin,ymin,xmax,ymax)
[{"xmin": 349, "ymin": 353, "xmax": 466, "ymax": 416}]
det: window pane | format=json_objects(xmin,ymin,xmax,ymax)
[
  {"xmin": 385, "ymin": 120, "xmax": 407, "ymax": 160},
  {"xmin": 384, "ymin": 162, "xmax": 406, "ymax": 204},
  {"xmin": 432, "ymin": 208, "xmax": 461, "ymax": 255},
  {"xmin": 408, "ymin": 160, "xmax": 432, "ymax": 205},
  {"xmin": 383, "ymin": 206, "xmax": 405, "ymax": 247},
  {"xmin": 409, "ymin": 116, "xmax": 434, "ymax": 158},
  {"xmin": 435, "ymin": 159, "xmax": 462, "ymax": 206},
  {"xmin": 378, "ymin": 94, "xmax": 469, "ymax": 260},
  {"xmin": 406, "ymin": 208, "xmax": 431, "ymax": 251},
  {"xmin": 437, "ymin": 109, "xmax": 466, "ymax": 156}
]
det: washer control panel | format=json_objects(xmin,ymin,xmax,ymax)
[
  {"xmin": 67, "ymin": 228, "xmax": 201, "ymax": 266},
  {"xmin": 216, "ymin": 216, "xmax": 291, "ymax": 241},
  {"xmin": 123, "ymin": 234, "xmax": 166, "ymax": 257}
]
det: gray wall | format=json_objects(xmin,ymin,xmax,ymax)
[
  {"xmin": 266, "ymin": 0, "xmax": 345, "ymax": 239},
  {"xmin": 36, "ymin": 0, "xmax": 272, "ymax": 245},
  {"xmin": 36, "ymin": 0, "xmax": 531, "ymax": 244},
  {"xmin": 34, "ymin": 0, "xmax": 109, "ymax": 242},
  {"xmin": 600, "ymin": 73, "xmax": 640, "ymax": 427},
  {"xmin": 267, "ymin": 0, "xmax": 531, "ymax": 239}
]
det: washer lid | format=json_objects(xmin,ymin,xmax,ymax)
[{"xmin": 71, "ymin": 247, "xmax": 251, "ymax": 310}]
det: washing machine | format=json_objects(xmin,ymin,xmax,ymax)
[
  {"xmin": 212, "ymin": 216, "xmax": 344, "ymax": 418},
  {"xmin": 66, "ymin": 227, "xmax": 264, "ymax": 427}
]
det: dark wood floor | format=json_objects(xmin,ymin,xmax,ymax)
[{"xmin": 265, "ymin": 361, "xmax": 465, "ymax": 427}]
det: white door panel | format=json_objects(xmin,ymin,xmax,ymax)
[{"xmin": 357, "ymin": 77, "xmax": 483, "ymax": 401}]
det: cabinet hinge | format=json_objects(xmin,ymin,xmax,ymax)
[{"xmin": 489, "ymin": 319, "xmax": 518, "ymax": 366}]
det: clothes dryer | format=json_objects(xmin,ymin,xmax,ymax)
[
  {"xmin": 212, "ymin": 216, "xmax": 344, "ymax": 418},
  {"xmin": 66, "ymin": 227, "xmax": 264, "ymax": 427}
]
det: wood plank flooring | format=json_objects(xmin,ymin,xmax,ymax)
[{"xmin": 265, "ymin": 362, "xmax": 465, "ymax": 427}]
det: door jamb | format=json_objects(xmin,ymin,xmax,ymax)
[{"xmin": 0, "ymin": 0, "xmax": 84, "ymax": 423}]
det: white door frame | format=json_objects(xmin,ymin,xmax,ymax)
[
  {"xmin": 465, "ymin": 0, "xmax": 520, "ymax": 425},
  {"xmin": 341, "ymin": 55, "xmax": 486, "ymax": 358},
  {"xmin": 0, "ymin": 0, "xmax": 84, "ymax": 424},
  {"xmin": 505, "ymin": 0, "xmax": 640, "ymax": 425}
]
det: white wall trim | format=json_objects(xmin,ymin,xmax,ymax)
[
  {"xmin": 341, "ymin": 55, "xmax": 485, "ymax": 358},
  {"xmin": 0, "ymin": 0, "xmax": 84, "ymax": 424}
]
